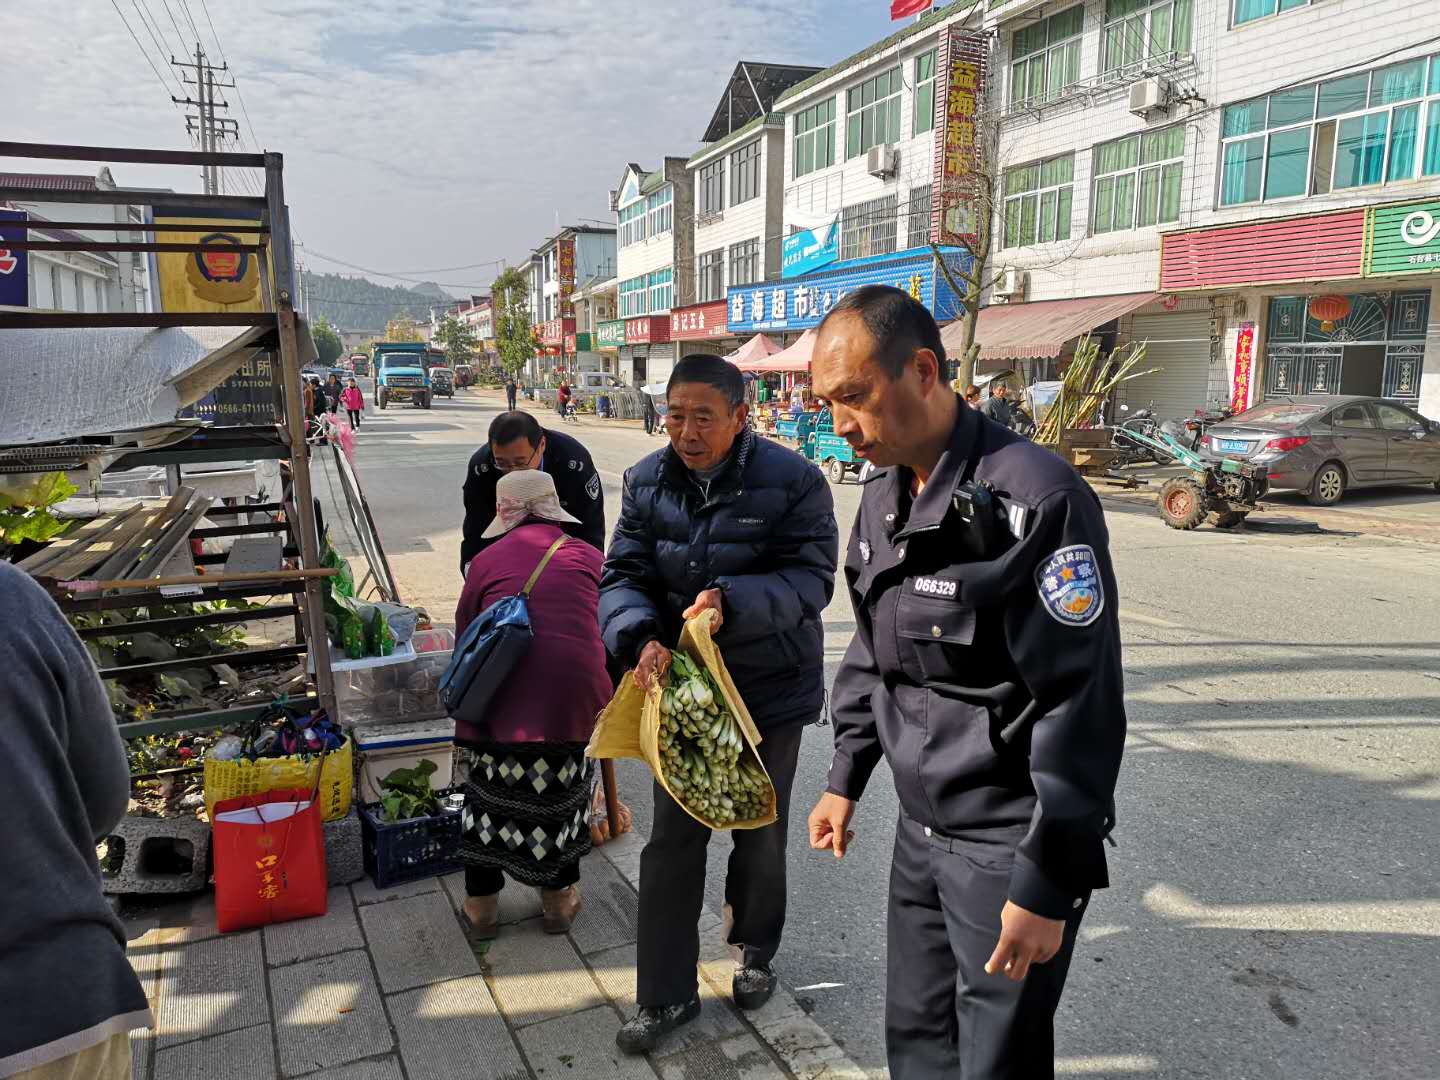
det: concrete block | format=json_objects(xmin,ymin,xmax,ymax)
[
  {"xmin": 305, "ymin": 1059, "xmax": 404, "ymax": 1080},
  {"xmin": 440, "ymin": 871, "xmax": 543, "ymax": 926},
  {"xmin": 516, "ymin": 1005, "xmax": 653, "ymax": 1080},
  {"xmin": 654, "ymin": 1033, "xmax": 787, "ymax": 1080},
  {"xmin": 270, "ymin": 949, "xmax": 393, "ymax": 1076},
  {"xmin": 588, "ymin": 944, "xmax": 745, "ymax": 1055},
  {"xmin": 350, "ymin": 873, "xmax": 438, "ymax": 907},
  {"xmin": 325, "ymin": 809, "xmax": 365, "ymax": 887},
  {"xmin": 485, "ymin": 917, "xmax": 605, "ymax": 1027},
  {"xmin": 566, "ymin": 854, "xmax": 638, "ymax": 956},
  {"xmin": 746, "ymin": 995, "xmax": 868, "ymax": 1080},
  {"xmin": 262, "ymin": 887, "xmax": 363, "ymax": 968},
  {"xmin": 388, "ymin": 975, "xmax": 527, "ymax": 1080},
  {"xmin": 101, "ymin": 814, "xmax": 210, "ymax": 896},
  {"xmin": 357, "ymin": 890, "xmax": 478, "ymax": 993},
  {"xmin": 153, "ymin": 1023, "xmax": 276, "ymax": 1080},
  {"xmin": 155, "ymin": 931, "xmax": 268, "ymax": 1048}
]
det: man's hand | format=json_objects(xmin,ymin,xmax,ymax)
[
  {"xmin": 807, "ymin": 792, "xmax": 856, "ymax": 859},
  {"xmin": 633, "ymin": 640, "xmax": 673, "ymax": 691},
  {"xmin": 984, "ymin": 901, "xmax": 1065, "ymax": 982},
  {"xmin": 682, "ymin": 588, "xmax": 724, "ymax": 631}
]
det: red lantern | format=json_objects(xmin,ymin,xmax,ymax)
[{"xmin": 1309, "ymin": 294, "xmax": 1352, "ymax": 332}]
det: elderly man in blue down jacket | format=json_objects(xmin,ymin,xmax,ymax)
[{"xmin": 601, "ymin": 353, "xmax": 838, "ymax": 1054}]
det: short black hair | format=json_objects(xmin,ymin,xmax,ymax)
[
  {"xmin": 820, "ymin": 284, "xmax": 946, "ymax": 380},
  {"xmin": 488, "ymin": 410, "xmax": 542, "ymax": 448},
  {"xmin": 668, "ymin": 353, "xmax": 745, "ymax": 409}
]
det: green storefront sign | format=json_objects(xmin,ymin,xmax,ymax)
[
  {"xmin": 596, "ymin": 319, "xmax": 625, "ymax": 348},
  {"xmin": 1366, "ymin": 199, "xmax": 1440, "ymax": 276},
  {"xmin": 573, "ymin": 332, "xmax": 593, "ymax": 352}
]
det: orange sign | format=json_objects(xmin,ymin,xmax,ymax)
[
  {"xmin": 1231, "ymin": 323, "xmax": 1255, "ymax": 413},
  {"xmin": 933, "ymin": 29, "xmax": 987, "ymax": 247}
]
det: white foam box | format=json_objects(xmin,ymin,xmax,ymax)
[{"xmin": 352, "ymin": 717, "xmax": 457, "ymax": 804}]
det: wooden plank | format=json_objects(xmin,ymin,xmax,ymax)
[
  {"xmin": 90, "ymin": 487, "xmax": 193, "ymax": 581},
  {"xmin": 223, "ymin": 536, "xmax": 285, "ymax": 582},
  {"xmin": 43, "ymin": 506, "xmax": 160, "ymax": 581},
  {"xmin": 125, "ymin": 495, "xmax": 216, "ymax": 580},
  {"xmin": 16, "ymin": 505, "xmax": 142, "ymax": 576}
]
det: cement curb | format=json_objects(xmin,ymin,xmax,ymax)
[{"xmin": 595, "ymin": 829, "xmax": 870, "ymax": 1080}]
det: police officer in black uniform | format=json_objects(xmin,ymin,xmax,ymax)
[
  {"xmin": 460, "ymin": 411, "xmax": 606, "ymax": 574},
  {"xmin": 807, "ymin": 286, "xmax": 1126, "ymax": 1080}
]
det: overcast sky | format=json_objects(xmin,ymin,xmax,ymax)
[{"xmin": 3, "ymin": 0, "xmax": 933, "ymax": 295}]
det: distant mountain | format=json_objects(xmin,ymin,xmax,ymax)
[{"xmin": 302, "ymin": 271, "xmax": 446, "ymax": 333}]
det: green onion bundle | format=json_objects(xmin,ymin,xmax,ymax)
[{"xmin": 655, "ymin": 650, "xmax": 772, "ymax": 826}]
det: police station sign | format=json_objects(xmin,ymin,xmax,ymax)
[
  {"xmin": 725, "ymin": 249, "xmax": 969, "ymax": 335},
  {"xmin": 1365, "ymin": 199, "xmax": 1440, "ymax": 276}
]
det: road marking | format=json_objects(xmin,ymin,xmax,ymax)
[
  {"xmin": 1143, "ymin": 883, "xmax": 1440, "ymax": 936},
  {"xmin": 1118, "ymin": 610, "xmax": 1190, "ymax": 630},
  {"xmin": 1057, "ymin": 1055, "xmax": 1161, "ymax": 1074}
]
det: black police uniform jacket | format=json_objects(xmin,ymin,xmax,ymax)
[
  {"xmin": 460, "ymin": 426, "xmax": 606, "ymax": 572},
  {"xmin": 599, "ymin": 428, "xmax": 839, "ymax": 731},
  {"xmin": 827, "ymin": 400, "xmax": 1126, "ymax": 919}
]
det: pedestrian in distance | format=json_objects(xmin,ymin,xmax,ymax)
[
  {"xmin": 641, "ymin": 388, "xmax": 658, "ymax": 436},
  {"xmin": 460, "ymin": 410, "xmax": 605, "ymax": 578},
  {"xmin": 504, "ymin": 375, "xmax": 518, "ymax": 412},
  {"xmin": 341, "ymin": 379, "xmax": 364, "ymax": 429},
  {"xmin": 326, "ymin": 373, "xmax": 342, "ymax": 414},
  {"xmin": 599, "ymin": 353, "xmax": 839, "ymax": 1054},
  {"xmin": 0, "ymin": 562, "xmax": 152, "ymax": 1079},
  {"xmin": 980, "ymin": 380, "xmax": 1014, "ymax": 427},
  {"xmin": 964, "ymin": 382, "xmax": 981, "ymax": 407},
  {"xmin": 807, "ymin": 285, "xmax": 1126, "ymax": 1080},
  {"xmin": 453, "ymin": 471, "xmax": 612, "ymax": 938}
]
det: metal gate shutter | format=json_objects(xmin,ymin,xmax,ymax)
[
  {"xmin": 646, "ymin": 345, "xmax": 675, "ymax": 385},
  {"xmin": 1119, "ymin": 313, "xmax": 1213, "ymax": 420}
]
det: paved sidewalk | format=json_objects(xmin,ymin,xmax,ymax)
[{"xmin": 124, "ymin": 830, "xmax": 866, "ymax": 1080}]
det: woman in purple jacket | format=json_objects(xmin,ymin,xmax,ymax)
[{"xmin": 454, "ymin": 470, "xmax": 611, "ymax": 938}]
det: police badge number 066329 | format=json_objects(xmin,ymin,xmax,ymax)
[{"xmin": 1036, "ymin": 544, "xmax": 1104, "ymax": 627}]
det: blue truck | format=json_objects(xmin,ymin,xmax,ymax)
[{"xmin": 372, "ymin": 342, "xmax": 432, "ymax": 410}]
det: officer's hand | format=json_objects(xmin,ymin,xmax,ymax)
[
  {"xmin": 633, "ymin": 640, "xmax": 673, "ymax": 692},
  {"xmin": 984, "ymin": 901, "xmax": 1065, "ymax": 982},
  {"xmin": 682, "ymin": 589, "xmax": 724, "ymax": 631},
  {"xmin": 807, "ymin": 792, "xmax": 856, "ymax": 859}
]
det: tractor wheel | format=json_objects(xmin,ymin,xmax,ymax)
[
  {"xmin": 1158, "ymin": 478, "xmax": 1207, "ymax": 530},
  {"xmin": 825, "ymin": 457, "xmax": 846, "ymax": 485},
  {"xmin": 1211, "ymin": 510, "xmax": 1250, "ymax": 529},
  {"xmin": 1306, "ymin": 461, "xmax": 1346, "ymax": 506},
  {"xmin": 378, "ymin": 390, "xmax": 388, "ymax": 410},
  {"xmin": 418, "ymin": 393, "xmax": 432, "ymax": 410}
]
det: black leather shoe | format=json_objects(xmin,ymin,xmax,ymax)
[
  {"xmin": 615, "ymin": 996, "xmax": 702, "ymax": 1054},
  {"xmin": 732, "ymin": 964, "xmax": 776, "ymax": 1010}
]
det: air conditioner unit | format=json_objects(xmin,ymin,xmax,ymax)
[
  {"xmin": 866, "ymin": 143, "xmax": 899, "ymax": 179},
  {"xmin": 995, "ymin": 267, "xmax": 1027, "ymax": 301},
  {"xmin": 1129, "ymin": 78, "xmax": 1171, "ymax": 116}
]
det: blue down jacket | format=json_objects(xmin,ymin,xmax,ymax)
[{"xmin": 599, "ymin": 429, "xmax": 839, "ymax": 730}]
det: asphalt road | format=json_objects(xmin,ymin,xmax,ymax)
[{"xmin": 339, "ymin": 385, "xmax": 1440, "ymax": 1079}]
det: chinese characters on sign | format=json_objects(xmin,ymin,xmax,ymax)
[
  {"xmin": 188, "ymin": 353, "xmax": 276, "ymax": 426},
  {"xmin": 596, "ymin": 319, "xmax": 626, "ymax": 348},
  {"xmin": 540, "ymin": 317, "xmax": 576, "ymax": 346},
  {"xmin": 1231, "ymin": 323, "xmax": 1255, "ymax": 413},
  {"xmin": 625, "ymin": 317, "xmax": 671, "ymax": 345},
  {"xmin": 669, "ymin": 301, "xmax": 729, "ymax": 340},
  {"xmin": 1365, "ymin": 200, "xmax": 1440, "ymax": 276},
  {"xmin": 933, "ymin": 28, "xmax": 986, "ymax": 248},
  {"xmin": 557, "ymin": 236, "xmax": 577, "ymax": 318}
]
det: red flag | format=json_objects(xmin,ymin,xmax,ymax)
[{"xmin": 891, "ymin": 0, "xmax": 931, "ymax": 18}]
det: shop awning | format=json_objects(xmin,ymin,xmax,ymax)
[
  {"xmin": 725, "ymin": 333, "xmax": 783, "ymax": 368},
  {"xmin": 737, "ymin": 329, "xmax": 816, "ymax": 373},
  {"xmin": 947, "ymin": 292, "xmax": 1159, "ymax": 362}
]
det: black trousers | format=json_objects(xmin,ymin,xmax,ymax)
[
  {"xmin": 886, "ymin": 814, "xmax": 1087, "ymax": 1080},
  {"xmin": 636, "ymin": 722, "xmax": 804, "ymax": 1007},
  {"xmin": 506, "ymin": 390, "xmax": 517, "ymax": 411},
  {"xmin": 643, "ymin": 411, "xmax": 656, "ymax": 435},
  {"xmin": 347, "ymin": 409, "xmax": 361, "ymax": 428},
  {"xmin": 466, "ymin": 860, "xmax": 579, "ymax": 897}
]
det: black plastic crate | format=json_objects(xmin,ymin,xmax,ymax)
[{"xmin": 358, "ymin": 789, "xmax": 463, "ymax": 888}]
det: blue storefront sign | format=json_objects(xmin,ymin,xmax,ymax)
[
  {"xmin": 728, "ymin": 246, "xmax": 970, "ymax": 335},
  {"xmin": 781, "ymin": 220, "xmax": 839, "ymax": 279},
  {"xmin": 0, "ymin": 209, "xmax": 29, "ymax": 308}
]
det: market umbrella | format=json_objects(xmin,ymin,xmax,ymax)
[
  {"xmin": 724, "ymin": 334, "xmax": 783, "ymax": 368},
  {"xmin": 736, "ymin": 328, "xmax": 817, "ymax": 373}
]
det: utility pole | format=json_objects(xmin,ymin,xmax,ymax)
[{"xmin": 172, "ymin": 44, "xmax": 238, "ymax": 194}]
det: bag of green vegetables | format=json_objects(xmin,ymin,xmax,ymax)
[{"xmin": 587, "ymin": 611, "xmax": 776, "ymax": 830}]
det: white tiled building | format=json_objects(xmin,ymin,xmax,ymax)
[{"xmin": 612, "ymin": 159, "xmax": 694, "ymax": 385}]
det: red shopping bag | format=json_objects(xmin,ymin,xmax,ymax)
[{"xmin": 212, "ymin": 786, "xmax": 328, "ymax": 933}]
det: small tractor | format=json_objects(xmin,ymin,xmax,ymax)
[{"xmin": 1124, "ymin": 427, "xmax": 1269, "ymax": 530}]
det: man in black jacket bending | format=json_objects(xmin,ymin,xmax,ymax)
[{"xmin": 600, "ymin": 353, "xmax": 838, "ymax": 1054}]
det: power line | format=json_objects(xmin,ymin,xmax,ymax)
[
  {"xmin": 300, "ymin": 246, "xmax": 493, "ymax": 290},
  {"xmin": 108, "ymin": 0, "xmax": 183, "ymax": 109},
  {"xmin": 158, "ymin": 0, "xmax": 188, "ymax": 49},
  {"xmin": 177, "ymin": 0, "xmax": 203, "ymax": 44},
  {"xmin": 130, "ymin": 0, "xmax": 182, "ymax": 90}
]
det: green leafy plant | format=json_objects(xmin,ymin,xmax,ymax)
[
  {"xmin": 378, "ymin": 758, "xmax": 441, "ymax": 822},
  {"xmin": 0, "ymin": 472, "xmax": 78, "ymax": 550}
]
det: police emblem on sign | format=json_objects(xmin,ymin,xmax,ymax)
[{"xmin": 1036, "ymin": 544, "xmax": 1104, "ymax": 626}]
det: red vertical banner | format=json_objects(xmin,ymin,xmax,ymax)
[
  {"xmin": 558, "ymin": 236, "xmax": 577, "ymax": 318},
  {"xmin": 933, "ymin": 28, "xmax": 987, "ymax": 248},
  {"xmin": 1231, "ymin": 323, "xmax": 1255, "ymax": 413}
]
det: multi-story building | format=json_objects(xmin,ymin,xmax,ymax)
[
  {"xmin": 985, "ymin": 0, "xmax": 1440, "ymax": 418},
  {"xmin": 612, "ymin": 159, "xmax": 695, "ymax": 385},
  {"xmin": 569, "ymin": 274, "xmax": 618, "ymax": 373},
  {"xmin": 526, "ymin": 225, "xmax": 617, "ymax": 376}
]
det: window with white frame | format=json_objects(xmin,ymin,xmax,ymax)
[
  {"xmin": 620, "ymin": 274, "xmax": 648, "ymax": 318},
  {"xmin": 648, "ymin": 268, "xmax": 673, "ymax": 313},
  {"xmin": 1011, "ymin": 6, "xmax": 1083, "ymax": 108},
  {"xmin": 731, "ymin": 140, "xmax": 761, "ymax": 205},
  {"xmin": 1220, "ymin": 55, "xmax": 1440, "ymax": 206},
  {"xmin": 906, "ymin": 184, "xmax": 933, "ymax": 250},
  {"xmin": 914, "ymin": 51, "xmax": 938, "ymax": 135},
  {"xmin": 728, "ymin": 238, "xmax": 760, "ymax": 286},
  {"xmin": 1092, "ymin": 127, "xmax": 1184, "ymax": 233},
  {"xmin": 1003, "ymin": 155, "xmax": 1074, "ymax": 248},
  {"xmin": 1233, "ymin": 0, "xmax": 1313, "ymax": 27},
  {"xmin": 793, "ymin": 98, "xmax": 837, "ymax": 178},
  {"xmin": 647, "ymin": 186, "xmax": 673, "ymax": 236},
  {"xmin": 699, "ymin": 159, "xmax": 725, "ymax": 216},
  {"xmin": 841, "ymin": 194, "xmax": 899, "ymax": 261},
  {"xmin": 697, "ymin": 249, "xmax": 724, "ymax": 302},
  {"xmin": 846, "ymin": 66, "xmax": 903, "ymax": 159},
  {"xmin": 619, "ymin": 201, "xmax": 647, "ymax": 247},
  {"xmin": 1103, "ymin": 0, "xmax": 1192, "ymax": 74}
]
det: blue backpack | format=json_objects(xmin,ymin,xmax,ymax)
[{"xmin": 440, "ymin": 536, "xmax": 567, "ymax": 731}]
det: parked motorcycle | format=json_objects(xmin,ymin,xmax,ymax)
[{"xmin": 1112, "ymin": 404, "xmax": 1160, "ymax": 465}]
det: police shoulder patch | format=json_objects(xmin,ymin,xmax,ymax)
[
  {"xmin": 586, "ymin": 472, "xmax": 601, "ymax": 500},
  {"xmin": 1035, "ymin": 544, "xmax": 1104, "ymax": 626}
]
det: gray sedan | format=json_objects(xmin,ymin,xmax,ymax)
[{"xmin": 1199, "ymin": 395, "xmax": 1440, "ymax": 506}]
